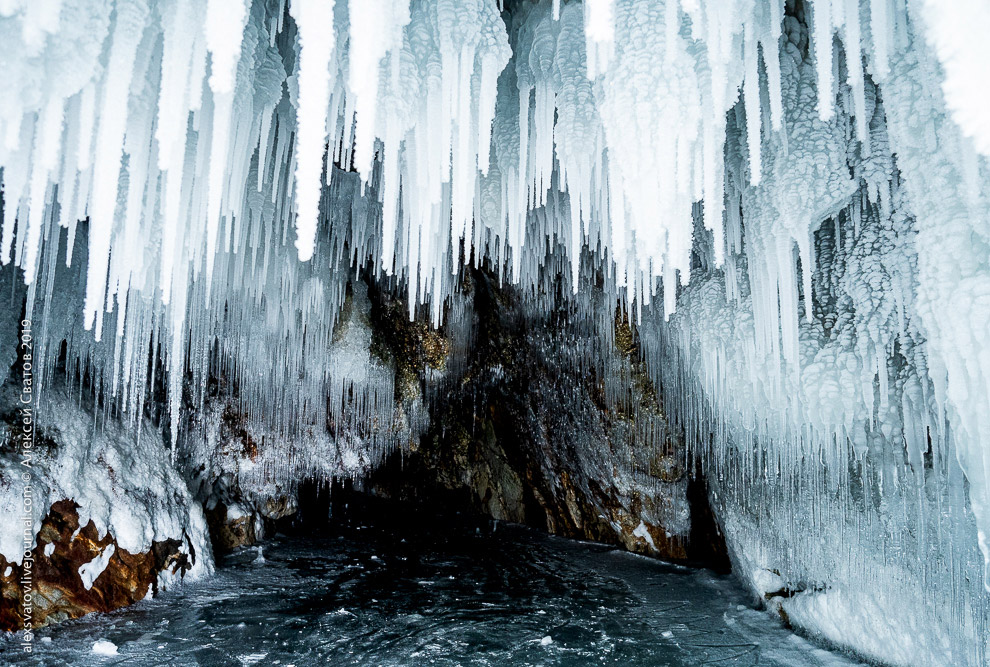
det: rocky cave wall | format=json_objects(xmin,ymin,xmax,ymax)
[
  {"xmin": 173, "ymin": 260, "xmax": 730, "ymax": 566},
  {"xmin": 362, "ymin": 267, "xmax": 726, "ymax": 567}
]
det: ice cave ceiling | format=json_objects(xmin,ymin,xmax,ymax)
[{"xmin": 1, "ymin": 0, "xmax": 990, "ymax": 662}]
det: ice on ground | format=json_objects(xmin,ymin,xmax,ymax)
[{"xmin": 91, "ymin": 639, "xmax": 117, "ymax": 656}]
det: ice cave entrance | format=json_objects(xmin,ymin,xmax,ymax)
[{"xmin": 2, "ymin": 0, "xmax": 990, "ymax": 664}]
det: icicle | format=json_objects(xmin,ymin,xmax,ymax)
[
  {"xmin": 289, "ymin": 0, "xmax": 336, "ymax": 262},
  {"xmin": 869, "ymin": 0, "xmax": 890, "ymax": 80},
  {"xmin": 744, "ymin": 21, "xmax": 762, "ymax": 185},
  {"xmin": 83, "ymin": 0, "xmax": 150, "ymax": 337},
  {"xmin": 584, "ymin": 0, "xmax": 614, "ymax": 78},
  {"xmin": 813, "ymin": 0, "xmax": 835, "ymax": 120}
]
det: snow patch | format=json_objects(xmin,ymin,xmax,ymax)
[
  {"xmin": 78, "ymin": 544, "xmax": 114, "ymax": 591},
  {"xmin": 91, "ymin": 640, "xmax": 118, "ymax": 656},
  {"xmin": 632, "ymin": 522, "xmax": 656, "ymax": 550}
]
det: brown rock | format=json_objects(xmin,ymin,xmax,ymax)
[
  {"xmin": 0, "ymin": 500, "xmax": 191, "ymax": 632},
  {"xmin": 205, "ymin": 503, "xmax": 257, "ymax": 553}
]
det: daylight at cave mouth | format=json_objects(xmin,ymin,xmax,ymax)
[{"xmin": 1, "ymin": 0, "xmax": 989, "ymax": 664}]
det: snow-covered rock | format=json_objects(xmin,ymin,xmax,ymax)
[{"xmin": 0, "ymin": 387, "xmax": 213, "ymax": 630}]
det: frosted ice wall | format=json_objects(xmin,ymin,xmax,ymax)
[
  {"xmin": 626, "ymin": 3, "xmax": 990, "ymax": 663},
  {"xmin": 1, "ymin": 0, "xmax": 990, "ymax": 659},
  {"xmin": 635, "ymin": 27, "xmax": 990, "ymax": 655}
]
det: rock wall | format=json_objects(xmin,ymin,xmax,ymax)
[{"xmin": 364, "ymin": 268, "xmax": 727, "ymax": 567}]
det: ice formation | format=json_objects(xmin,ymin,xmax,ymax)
[
  {"xmin": 0, "ymin": 387, "xmax": 212, "ymax": 579},
  {"xmin": 1, "ymin": 0, "xmax": 990, "ymax": 661}
]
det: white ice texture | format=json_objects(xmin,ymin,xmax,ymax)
[
  {"xmin": 1, "ymin": 0, "xmax": 990, "ymax": 662},
  {"xmin": 0, "ymin": 387, "xmax": 213, "ymax": 582}
]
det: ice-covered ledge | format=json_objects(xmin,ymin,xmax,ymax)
[{"xmin": 0, "ymin": 388, "xmax": 212, "ymax": 632}]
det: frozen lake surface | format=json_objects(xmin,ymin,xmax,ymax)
[{"xmin": 3, "ymin": 509, "xmax": 864, "ymax": 666}]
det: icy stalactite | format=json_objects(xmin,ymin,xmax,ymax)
[
  {"xmin": 0, "ymin": 0, "xmax": 830, "ymax": 428},
  {"xmin": 868, "ymin": 12, "xmax": 990, "ymax": 605},
  {"xmin": 287, "ymin": 0, "xmax": 336, "ymax": 263},
  {"xmin": 0, "ymin": 0, "xmax": 512, "ymax": 449},
  {"xmin": 583, "ymin": 0, "xmax": 614, "ymax": 78}
]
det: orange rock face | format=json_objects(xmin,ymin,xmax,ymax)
[
  {"xmin": 205, "ymin": 503, "xmax": 258, "ymax": 553},
  {"xmin": 0, "ymin": 499, "xmax": 193, "ymax": 632}
]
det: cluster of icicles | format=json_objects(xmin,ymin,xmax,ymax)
[{"xmin": 2, "ymin": 0, "xmax": 990, "ymax": 534}]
